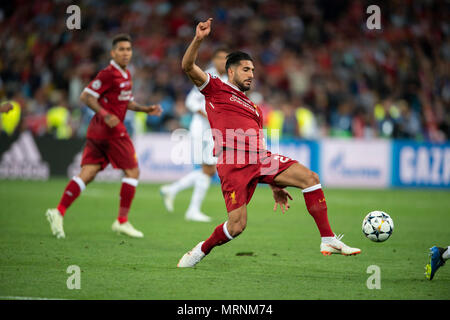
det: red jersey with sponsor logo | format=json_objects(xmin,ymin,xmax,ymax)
[
  {"xmin": 83, "ymin": 60, "xmax": 134, "ymax": 139},
  {"xmin": 200, "ymin": 74, "xmax": 265, "ymax": 153}
]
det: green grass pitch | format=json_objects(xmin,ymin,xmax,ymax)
[{"xmin": 0, "ymin": 179, "xmax": 449, "ymax": 300}]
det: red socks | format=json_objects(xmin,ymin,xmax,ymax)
[
  {"xmin": 56, "ymin": 176, "xmax": 138, "ymax": 224},
  {"xmin": 197, "ymin": 185, "xmax": 332, "ymax": 256},
  {"xmin": 201, "ymin": 222, "xmax": 233, "ymax": 255},
  {"xmin": 57, "ymin": 176, "xmax": 85, "ymax": 216},
  {"xmin": 200, "ymin": 185, "xmax": 333, "ymax": 256},
  {"xmin": 118, "ymin": 178, "xmax": 138, "ymax": 224},
  {"xmin": 303, "ymin": 184, "xmax": 334, "ymax": 237}
]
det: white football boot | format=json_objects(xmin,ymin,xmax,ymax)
[
  {"xmin": 320, "ymin": 234, "xmax": 361, "ymax": 256},
  {"xmin": 177, "ymin": 241, "xmax": 206, "ymax": 268},
  {"xmin": 160, "ymin": 185, "xmax": 175, "ymax": 213},
  {"xmin": 46, "ymin": 208, "xmax": 65, "ymax": 239},
  {"xmin": 112, "ymin": 220, "xmax": 144, "ymax": 238},
  {"xmin": 185, "ymin": 210, "xmax": 212, "ymax": 222}
]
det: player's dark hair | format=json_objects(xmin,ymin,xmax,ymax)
[
  {"xmin": 112, "ymin": 33, "xmax": 132, "ymax": 48},
  {"xmin": 225, "ymin": 51, "xmax": 253, "ymax": 71}
]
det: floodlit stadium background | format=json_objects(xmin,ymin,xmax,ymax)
[
  {"xmin": 0, "ymin": 0, "xmax": 450, "ymax": 302},
  {"xmin": 0, "ymin": 0, "xmax": 449, "ymax": 188}
]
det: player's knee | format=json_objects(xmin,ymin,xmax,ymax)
[
  {"xmin": 302, "ymin": 170, "xmax": 320, "ymax": 188},
  {"xmin": 206, "ymin": 170, "xmax": 215, "ymax": 177},
  {"xmin": 202, "ymin": 165, "xmax": 216, "ymax": 177},
  {"xmin": 125, "ymin": 167, "xmax": 140, "ymax": 179},
  {"xmin": 310, "ymin": 171, "xmax": 320, "ymax": 185},
  {"xmin": 79, "ymin": 166, "xmax": 100, "ymax": 184}
]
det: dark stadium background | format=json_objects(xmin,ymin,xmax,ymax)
[{"xmin": 0, "ymin": 0, "xmax": 448, "ymax": 142}]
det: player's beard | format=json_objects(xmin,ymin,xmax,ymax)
[{"xmin": 234, "ymin": 77, "xmax": 252, "ymax": 92}]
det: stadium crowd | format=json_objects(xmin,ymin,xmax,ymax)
[{"xmin": 0, "ymin": 0, "xmax": 449, "ymax": 141}]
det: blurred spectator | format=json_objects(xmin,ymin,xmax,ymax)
[
  {"xmin": 396, "ymin": 99, "xmax": 422, "ymax": 140},
  {"xmin": 331, "ymin": 99, "xmax": 353, "ymax": 138},
  {"xmin": 0, "ymin": 98, "xmax": 21, "ymax": 136},
  {"xmin": 374, "ymin": 97, "xmax": 401, "ymax": 138},
  {"xmin": 46, "ymin": 90, "xmax": 73, "ymax": 139},
  {"xmin": 295, "ymin": 104, "xmax": 318, "ymax": 139},
  {"xmin": 0, "ymin": 0, "xmax": 448, "ymax": 142}
]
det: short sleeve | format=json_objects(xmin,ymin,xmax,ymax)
[
  {"xmin": 83, "ymin": 69, "xmax": 112, "ymax": 99},
  {"xmin": 197, "ymin": 73, "xmax": 223, "ymax": 98}
]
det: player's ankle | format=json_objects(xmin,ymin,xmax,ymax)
[
  {"xmin": 56, "ymin": 205, "xmax": 66, "ymax": 217},
  {"xmin": 321, "ymin": 236, "xmax": 335, "ymax": 244},
  {"xmin": 118, "ymin": 217, "xmax": 128, "ymax": 224}
]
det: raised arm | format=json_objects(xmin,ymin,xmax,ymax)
[{"xmin": 181, "ymin": 18, "xmax": 213, "ymax": 87}]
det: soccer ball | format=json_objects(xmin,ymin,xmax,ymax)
[{"xmin": 362, "ymin": 211, "xmax": 394, "ymax": 242}]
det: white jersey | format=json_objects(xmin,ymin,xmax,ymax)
[
  {"xmin": 185, "ymin": 67, "xmax": 228, "ymax": 134},
  {"xmin": 185, "ymin": 67, "xmax": 227, "ymax": 165}
]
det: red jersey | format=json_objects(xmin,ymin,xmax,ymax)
[
  {"xmin": 199, "ymin": 73, "xmax": 265, "ymax": 153},
  {"xmin": 83, "ymin": 60, "xmax": 134, "ymax": 139}
]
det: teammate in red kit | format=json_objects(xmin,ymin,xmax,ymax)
[
  {"xmin": 177, "ymin": 19, "xmax": 361, "ymax": 267},
  {"xmin": 46, "ymin": 34, "xmax": 162, "ymax": 239}
]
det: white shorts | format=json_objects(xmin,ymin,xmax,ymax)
[{"xmin": 190, "ymin": 116, "xmax": 217, "ymax": 166}]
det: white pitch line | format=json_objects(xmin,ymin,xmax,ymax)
[{"xmin": 0, "ymin": 296, "xmax": 69, "ymax": 300}]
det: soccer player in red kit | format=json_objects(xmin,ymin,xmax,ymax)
[
  {"xmin": 46, "ymin": 34, "xmax": 162, "ymax": 239},
  {"xmin": 177, "ymin": 19, "xmax": 360, "ymax": 267}
]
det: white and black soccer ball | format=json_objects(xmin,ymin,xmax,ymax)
[{"xmin": 362, "ymin": 211, "xmax": 394, "ymax": 242}]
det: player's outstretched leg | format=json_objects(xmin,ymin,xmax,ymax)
[
  {"xmin": 425, "ymin": 246, "xmax": 448, "ymax": 280},
  {"xmin": 112, "ymin": 168, "xmax": 143, "ymax": 238},
  {"xmin": 185, "ymin": 165, "xmax": 215, "ymax": 222},
  {"xmin": 160, "ymin": 170, "xmax": 202, "ymax": 213},
  {"xmin": 177, "ymin": 205, "xmax": 244, "ymax": 267},
  {"xmin": 46, "ymin": 164, "xmax": 99, "ymax": 239},
  {"xmin": 46, "ymin": 176, "xmax": 85, "ymax": 239},
  {"xmin": 274, "ymin": 163, "xmax": 361, "ymax": 256}
]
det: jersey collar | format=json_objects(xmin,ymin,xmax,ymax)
[
  {"xmin": 225, "ymin": 81, "xmax": 246, "ymax": 95},
  {"xmin": 110, "ymin": 59, "xmax": 128, "ymax": 79}
]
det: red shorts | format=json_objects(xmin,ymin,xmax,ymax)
[
  {"xmin": 216, "ymin": 149, "xmax": 298, "ymax": 212},
  {"xmin": 81, "ymin": 137, "xmax": 138, "ymax": 170}
]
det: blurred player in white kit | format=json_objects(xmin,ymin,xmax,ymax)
[{"xmin": 160, "ymin": 47, "xmax": 229, "ymax": 222}]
